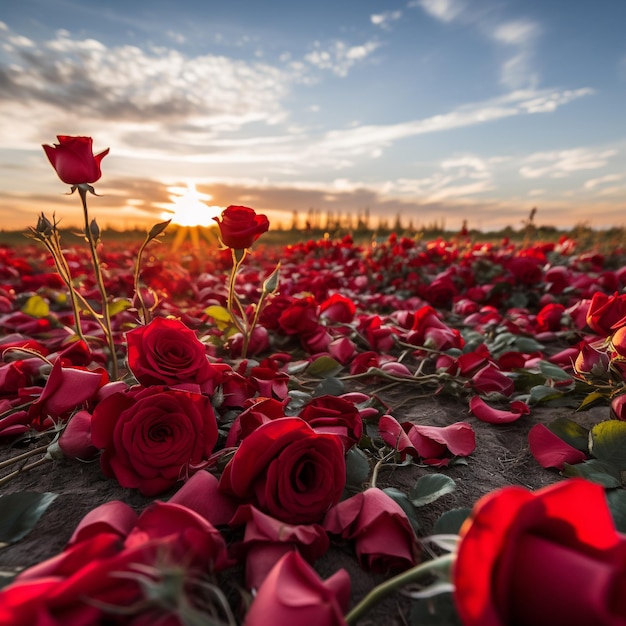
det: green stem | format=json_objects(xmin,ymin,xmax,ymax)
[
  {"xmin": 133, "ymin": 236, "xmax": 152, "ymax": 325},
  {"xmin": 226, "ymin": 249, "xmax": 247, "ymax": 335},
  {"xmin": 77, "ymin": 186, "xmax": 118, "ymax": 380},
  {"xmin": 344, "ymin": 553, "xmax": 455, "ymax": 624}
]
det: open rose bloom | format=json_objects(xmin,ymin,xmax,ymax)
[{"xmin": 454, "ymin": 479, "xmax": 626, "ymax": 626}]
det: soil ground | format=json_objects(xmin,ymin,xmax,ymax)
[{"xmin": 0, "ymin": 389, "xmax": 608, "ymax": 625}]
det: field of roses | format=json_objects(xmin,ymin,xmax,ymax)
[{"xmin": 2, "ymin": 136, "xmax": 626, "ymax": 625}]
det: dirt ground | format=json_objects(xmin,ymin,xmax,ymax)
[{"xmin": 0, "ymin": 389, "xmax": 610, "ymax": 625}]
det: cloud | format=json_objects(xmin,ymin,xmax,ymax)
[
  {"xmin": 491, "ymin": 19, "xmax": 541, "ymax": 90},
  {"xmin": 370, "ymin": 10, "xmax": 403, "ymax": 30},
  {"xmin": 583, "ymin": 173, "xmax": 624, "ymax": 190},
  {"xmin": 411, "ymin": 0, "xmax": 464, "ymax": 23},
  {"xmin": 304, "ymin": 39, "xmax": 381, "ymax": 77},
  {"xmin": 520, "ymin": 148, "xmax": 617, "ymax": 179}
]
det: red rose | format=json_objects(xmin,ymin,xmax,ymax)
[
  {"xmin": 219, "ymin": 417, "xmax": 346, "ymax": 524},
  {"xmin": 3, "ymin": 494, "xmax": 231, "ymax": 625},
  {"xmin": 320, "ymin": 293, "xmax": 356, "ymax": 324},
  {"xmin": 298, "ymin": 394, "xmax": 363, "ymax": 450},
  {"xmin": 323, "ymin": 487, "xmax": 419, "ymax": 572},
  {"xmin": 244, "ymin": 551, "xmax": 350, "ymax": 626},
  {"xmin": 278, "ymin": 296, "xmax": 320, "ymax": 335},
  {"xmin": 454, "ymin": 479, "xmax": 626, "ymax": 626},
  {"xmin": 42, "ymin": 135, "xmax": 109, "ymax": 185},
  {"xmin": 586, "ymin": 292, "xmax": 626, "ymax": 336},
  {"xmin": 229, "ymin": 505, "xmax": 330, "ymax": 590},
  {"xmin": 125, "ymin": 316, "xmax": 216, "ymax": 388},
  {"xmin": 213, "ymin": 205, "xmax": 269, "ymax": 250},
  {"xmin": 91, "ymin": 386, "xmax": 218, "ymax": 496}
]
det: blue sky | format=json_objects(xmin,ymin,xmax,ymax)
[{"xmin": 0, "ymin": 0, "xmax": 625, "ymax": 232}]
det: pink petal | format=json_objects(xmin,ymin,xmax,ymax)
[
  {"xmin": 469, "ymin": 396, "xmax": 529, "ymax": 424},
  {"xmin": 528, "ymin": 423, "xmax": 587, "ymax": 470}
]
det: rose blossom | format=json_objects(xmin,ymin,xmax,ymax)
[
  {"xmin": 219, "ymin": 417, "xmax": 346, "ymax": 525},
  {"xmin": 213, "ymin": 205, "xmax": 269, "ymax": 250},
  {"xmin": 244, "ymin": 551, "xmax": 350, "ymax": 626},
  {"xmin": 454, "ymin": 478, "xmax": 626, "ymax": 626},
  {"xmin": 91, "ymin": 385, "xmax": 218, "ymax": 496},
  {"xmin": 323, "ymin": 487, "xmax": 419, "ymax": 572},
  {"xmin": 125, "ymin": 316, "xmax": 216, "ymax": 388},
  {"xmin": 42, "ymin": 135, "xmax": 109, "ymax": 185}
]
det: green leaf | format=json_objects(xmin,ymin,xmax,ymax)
[
  {"xmin": 262, "ymin": 263, "xmax": 281, "ymax": 294},
  {"xmin": 21, "ymin": 295, "xmax": 49, "ymax": 319},
  {"xmin": 589, "ymin": 420, "xmax": 626, "ymax": 470},
  {"xmin": 433, "ymin": 507, "xmax": 471, "ymax": 535},
  {"xmin": 0, "ymin": 492, "xmax": 58, "ymax": 545},
  {"xmin": 538, "ymin": 360, "xmax": 574, "ymax": 382},
  {"xmin": 344, "ymin": 448, "xmax": 371, "ymax": 491},
  {"xmin": 312, "ymin": 377, "xmax": 345, "ymax": 397},
  {"xmin": 577, "ymin": 390, "xmax": 609, "ymax": 411},
  {"xmin": 513, "ymin": 336, "xmax": 545, "ymax": 353},
  {"xmin": 562, "ymin": 460, "xmax": 622, "ymax": 488},
  {"xmin": 307, "ymin": 356, "xmax": 343, "ymax": 378},
  {"xmin": 410, "ymin": 474, "xmax": 456, "ymax": 507},
  {"xmin": 528, "ymin": 384, "xmax": 563, "ymax": 404},
  {"xmin": 547, "ymin": 416, "xmax": 589, "ymax": 452},
  {"xmin": 204, "ymin": 305, "xmax": 233, "ymax": 330},
  {"xmin": 607, "ymin": 490, "xmax": 626, "ymax": 533},
  {"xmin": 383, "ymin": 487, "xmax": 420, "ymax": 534},
  {"xmin": 108, "ymin": 298, "xmax": 132, "ymax": 317},
  {"xmin": 147, "ymin": 219, "xmax": 171, "ymax": 240}
]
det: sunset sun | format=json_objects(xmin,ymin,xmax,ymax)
[{"xmin": 161, "ymin": 182, "xmax": 223, "ymax": 228}]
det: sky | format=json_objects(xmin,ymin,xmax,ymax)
[{"xmin": 0, "ymin": 0, "xmax": 625, "ymax": 233}]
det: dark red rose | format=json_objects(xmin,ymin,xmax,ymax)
[
  {"xmin": 454, "ymin": 479, "xmax": 626, "ymax": 626},
  {"xmin": 91, "ymin": 386, "xmax": 218, "ymax": 496},
  {"xmin": 125, "ymin": 316, "xmax": 216, "ymax": 388},
  {"xmin": 323, "ymin": 487, "xmax": 419, "ymax": 573},
  {"xmin": 298, "ymin": 394, "xmax": 363, "ymax": 450},
  {"xmin": 213, "ymin": 205, "xmax": 269, "ymax": 250},
  {"xmin": 245, "ymin": 551, "xmax": 350, "ymax": 626},
  {"xmin": 219, "ymin": 417, "xmax": 346, "ymax": 524},
  {"xmin": 42, "ymin": 135, "xmax": 109, "ymax": 185}
]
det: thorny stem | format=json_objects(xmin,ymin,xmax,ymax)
[
  {"xmin": 38, "ymin": 228, "xmax": 88, "ymax": 344},
  {"xmin": 344, "ymin": 553, "xmax": 455, "ymax": 624},
  {"xmin": 226, "ymin": 249, "xmax": 248, "ymax": 336},
  {"xmin": 0, "ymin": 443, "xmax": 50, "ymax": 471},
  {"xmin": 133, "ymin": 235, "xmax": 152, "ymax": 325},
  {"xmin": 0, "ymin": 456, "xmax": 51, "ymax": 488},
  {"xmin": 77, "ymin": 186, "xmax": 118, "ymax": 380},
  {"xmin": 369, "ymin": 448, "xmax": 398, "ymax": 488}
]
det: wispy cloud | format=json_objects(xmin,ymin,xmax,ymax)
[
  {"xmin": 583, "ymin": 173, "xmax": 624, "ymax": 190},
  {"xmin": 520, "ymin": 148, "xmax": 617, "ymax": 179},
  {"xmin": 491, "ymin": 19, "xmax": 541, "ymax": 89},
  {"xmin": 370, "ymin": 10, "xmax": 403, "ymax": 30},
  {"xmin": 304, "ymin": 39, "xmax": 381, "ymax": 77}
]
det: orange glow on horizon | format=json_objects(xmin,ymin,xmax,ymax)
[{"xmin": 160, "ymin": 182, "xmax": 223, "ymax": 228}]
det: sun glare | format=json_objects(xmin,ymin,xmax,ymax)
[{"xmin": 161, "ymin": 183, "xmax": 223, "ymax": 227}]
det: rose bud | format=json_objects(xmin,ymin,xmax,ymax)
[
  {"xmin": 42, "ymin": 135, "xmax": 109, "ymax": 186},
  {"xmin": 213, "ymin": 205, "xmax": 269, "ymax": 250},
  {"xmin": 574, "ymin": 343, "xmax": 610, "ymax": 378}
]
